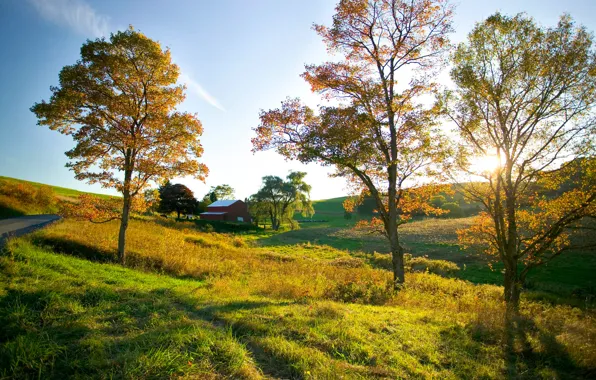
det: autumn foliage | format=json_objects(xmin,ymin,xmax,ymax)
[
  {"xmin": 31, "ymin": 27, "xmax": 207, "ymax": 263},
  {"xmin": 445, "ymin": 14, "xmax": 596, "ymax": 310},
  {"xmin": 253, "ymin": 0, "xmax": 455, "ymax": 285}
]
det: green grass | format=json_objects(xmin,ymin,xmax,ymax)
[
  {"xmin": 0, "ymin": 184, "xmax": 595, "ymax": 378},
  {"xmin": 0, "ymin": 239, "xmax": 259, "ymax": 379},
  {"xmin": 2, "ymin": 227, "xmax": 595, "ymax": 378}
]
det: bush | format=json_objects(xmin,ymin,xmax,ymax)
[
  {"xmin": 194, "ymin": 219, "xmax": 261, "ymax": 233},
  {"xmin": 440, "ymin": 202, "xmax": 464, "ymax": 218},
  {"xmin": 0, "ymin": 180, "xmax": 58, "ymax": 218},
  {"xmin": 0, "ymin": 182, "xmax": 37, "ymax": 203},
  {"xmin": 430, "ymin": 195, "xmax": 446, "ymax": 208},
  {"xmin": 329, "ymin": 257, "xmax": 365, "ymax": 268},
  {"xmin": 404, "ymin": 253, "xmax": 460, "ymax": 276},
  {"xmin": 36, "ymin": 186, "xmax": 56, "ymax": 207},
  {"xmin": 325, "ymin": 279, "xmax": 394, "ymax": 305}
]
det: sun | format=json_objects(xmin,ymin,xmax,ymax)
[{"xmin": 471, "ymin": 154, "xmax": 501, "ymax": 174}]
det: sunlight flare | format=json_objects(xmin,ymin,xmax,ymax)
[{"xmin": 471, "ymin": 154, "xmax": 502, "ymax": 174}]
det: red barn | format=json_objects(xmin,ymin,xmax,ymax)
[{"xmin": 199, "ymin": 200, "xmax": 252, "ymax": 223}]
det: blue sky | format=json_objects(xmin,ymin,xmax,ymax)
[{"xmin": 1, "ymin": 0, "xmax": 595, "ymax": 200}]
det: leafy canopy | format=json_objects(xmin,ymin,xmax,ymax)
[
  {"xmin": 31, "ymin": 27, "xmax": 208, "ymax": 263},
  {"xmin": 31, "ymin": 27, "xmax": 207, "ymax": 199},
  {"xmin": 252, "ymin": 0, "xmax": 455, "ymax": 284},
  {"xmin": 208, "ymin": 184, "xmax": 236, "ymax": 201},
  {"xmin": 444, "ymin": 13, "xmax": 596, "ymax": 308},
  {"xmin": 158, "ymin": 182, "xmax": 198, "ymax": 218},
  {"xmin": 249, "ymin": 172, "xmax": 313, "ymax": 231}
]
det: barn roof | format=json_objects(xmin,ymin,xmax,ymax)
[
  {"xmin": 200, "ymin": 212, "xmax": 227, "ymax": 215},
  {"xmin": 207, "ymin": 200, "xmax": 240, "ymax": 208}
]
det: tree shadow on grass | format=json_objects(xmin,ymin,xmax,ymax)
[
  {"xmin": 26, "ymin": 235, "xmax": 205, "ymax": 280},
  {"xmin": 29, "ymin": 235, "xmax": 116, "ymax": 264},
  {"xmin": 440, "ymin": 312, "xmax": 594, "ymax": 379},
  {"xmin": 0, "ymin": 277, "xmax": 289, "ymax": 379},
  {"xmin": 503, "ymin": 314, "xmax": 594, "ymax": 379}
]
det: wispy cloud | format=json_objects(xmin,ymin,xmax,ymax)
[
  {"xmin": 29, "ymin": 0, "xmax": 223, "ymax": 111},
  {"xmin": 29, "ymin": 0, "xmax": 110, "ymax": 38},
  {"xmin": 179, "ymin": 72, "xmax": 226, "ymax": 112}
]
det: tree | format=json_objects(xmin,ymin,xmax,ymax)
[
  {"xmin": 208, "ymin": 184, "xmax": 235, "ymax": 200},
  {"xmin": 443, "ymin": 13, "xmax": 596, "ymax": 312},
  {"xmin": 31, "ymin": 28, "xmax": 208, "ymax": 264},
  {"xmin": 247, "ymin": 196, "xmax": 271, "ymax": 228},
  {"xmin": 158, "ymin": 182, "xmax": 198, "ymax": 219},
  {"xmin": 250, "ymin": 172, "xmax": 314, "ymax": 231},
  {"xmin": 143, "ymin": 188, "xmax": 161, "ymax": 213},
  {"xmin": 252, "ymin": 0, "xmax": 454, "ymax": 286}
]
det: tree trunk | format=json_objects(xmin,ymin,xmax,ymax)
[
  {"xmin": 503, "ymin": 258, "xmax": 521, "ymax": 314},
  {"xmin": 118, "ymin": 191, "xmax": 131, "ymax": 265},
  {"xmin": 118, "ymin": 161, "xmax": 133, "ymax": 265},
  {"xmin": 390, "ymin": 236, "xmax": 405, "ymax": 287}
]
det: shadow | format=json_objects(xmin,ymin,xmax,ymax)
[
  {"xmin": 502, "ymin": 313, "xmax": 593, "ymax": 379},
  {"xmin": 0, "ymin": 205, "xmax": 26, "ymax": 219},
  {"xmin": 27, "ymin": 235, "xmax": 206, "ymax": 281},
  {"xmin": 438, "ymin": 311, "xmax": 594, "ymax": 379},
  {"xmin": 29, "ymin": 234, "xmax": 117, "ymax": 263},
  {"xmin": 0, "ymin": 270, "xmax": 289, "ymax": 379}
]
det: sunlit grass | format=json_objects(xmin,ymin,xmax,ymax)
[{"xmin": 1, "ymin": 218, "xmax": 595, "ymax": 378}]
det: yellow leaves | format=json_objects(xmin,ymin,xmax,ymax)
[
  {"xmin": 33, "ymin": 28, "xmax": 208, "ymax": 201},
  {"xmin": 60, "ymin": 194, "xmax": 121, "ymax": 222},
  {"xmin": 342, "ymin": 197, "xmax": 357, "ymax": 213},
  {"xmin": 457, "ymin": 212, "xmax": 498, "ymax": 256},
  {"xmin": 399, "ymin": 184, "xmax": 453, "ymax": 217}
]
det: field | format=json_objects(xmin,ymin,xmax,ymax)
[
  {"xmin": 287, "ymin": 198, "xmax": 596, "ymax": 305},
  {"xmin": 0, "ymin": 179, "xmax": 595, "ymax": 378}
]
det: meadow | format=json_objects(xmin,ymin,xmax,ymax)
[
  {"xmin": 0, "ymin": 180, "xmax": 595, "ymax": 378},
  {"xmin": 1, "ymin": 215, "xmax": 595, "ymax": 379}
]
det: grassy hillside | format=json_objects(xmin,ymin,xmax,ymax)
[
  {"xmin": 0, "ymin": 176, "xmax": 115, "ymax": 219},
  {"xmin": 0, "ymin": 176, "xmax": 114, "ymax": 200},
  {"xmin": 1, "ymin": 218, "xmax": 595, "ymax": 378}
]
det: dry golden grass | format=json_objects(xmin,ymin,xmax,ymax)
[{"xmin": 29, "ymin": 218, "xmax": 391, "ymax": 302}]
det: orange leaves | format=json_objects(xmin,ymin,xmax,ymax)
[
  {"xmin": 32, "ymin": 28, "xmax": 208, "ymax": 201},
  {"xmin": 60, "ymin": 194, "xmax": 121, "ymax": 223},
  {"xmin": 457, "ymin": 212, "xmax": 498, "ymax": 256},
  {"xmin": 61, "ymin": 194, "xmax": 152, "ymax": 223},
  {"xmin": 314, "ymin": 0, "xmax": 454, "ymax": 69},
  {"xmin": 399, "ymin": 184, "xmax": 453, "ymax": 217}
]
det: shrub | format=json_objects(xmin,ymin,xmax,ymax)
[
  {"xmin": 329, "ymin": 257, "xmax": 366, "ymax": 268},
  {"xmin": 35, "ymin": 186, "xmax": 56, "ymax": 207},
  {"xmin": 0, "ymin": 180, "xmax": 58, "ymax": 217},
  {"xmin": 194, "ymin": 219, "xmax": 260, "ymax": 233},
  {"xmin": 404, "ymin": 253, "xmax": 460, "ymax": 276},
  {"xmin": 441, "ymin": 202, "xmax": 464, "ymax": 218},
  {"xmin": 0, "ymin": 182, "xmax": 37, "ymax": 203},
  {"xmin": 325, "ymin": 279, "xmax": 394, "ymax": 305}
]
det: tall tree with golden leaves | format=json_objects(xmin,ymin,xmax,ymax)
[
  {"xmin": 443, "ymin": 14, "xmax": 596, "ymax": 312},
  {"xmin": 31, "ymin": 28, "xmax": 208, "ymax": 264},
  {"xmin": 252, "ymin": 0, "xmax": 454, "ymax": 286}
]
